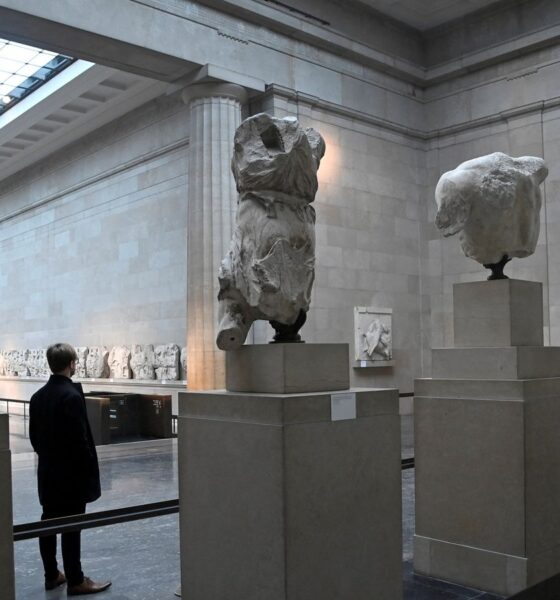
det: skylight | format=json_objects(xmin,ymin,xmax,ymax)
[{"xmin": 0, "ymin": 39, "xmax": 74, "ymax": 115}]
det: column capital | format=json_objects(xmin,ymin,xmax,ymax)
[{"xmin": 181, "ymin": 82, "xmax": 248, "ymax": 107}]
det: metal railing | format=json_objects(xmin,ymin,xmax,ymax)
[
  {"xmin": 13, "ymin": 499, "xmax": 179, "ymax": 542},
  {"xmin": 0, "ymin": 398, "xmax": 29, "ymax": 437}
]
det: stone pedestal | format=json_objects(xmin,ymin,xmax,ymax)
[
  {"xmin": 178, "ymin": 344, "xmax": 402, "ymax": 600},
  {"xmin": 225, "ymin": 343, "xmax": 349, "ymax": 393},
  {"xmin": 453, "ymin": 279, "xmax": 543, "ymax": 347},
  {"xmin": 0, "ymin": 414, "xmax": 15, "ymax": 600},
  {"xmin": 414, "ymin": 280, "xmax": 559, "ymax": 596}
]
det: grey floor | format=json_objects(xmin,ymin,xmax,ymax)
[{"xmin": 9, "ymin": 414, "xmax": 503, "ymax": 600}]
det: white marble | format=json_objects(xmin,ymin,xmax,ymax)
[
  {"xmin": 130, "ymin": 344, "xmax": 156, "ymax": 380},
  {"xmin": 180, "ymin": 347, "xmax": 187, "ymax": 381},
  {"xmin": 435, "ymin": 152, "xmax": 548, "ymax": 266},
  {"xmin": 108, "ymin": 345, "xmax": 132, "ymax": 379},
  {"xmin": 86, "ymin": 346, "xmax": 109, "ymax": 378},
  {"xmin": 26, "ymin": 349, "xmax": 49, "ymax": 378},
  {"xmin": 154, "ymin": 344, "xmax": 180, "ymax": 380},
  {"xmin": 354, "ymin": 307, "xmax": 393, "ymax": 364},
  {"xmin": 75, "ymin": 346, "xmax": 89, "ymax": 378},
  {"xmin": 217, "ymin": 113, "xmax": 325, "ymax": 350},
  {"xmin": 4, "ymin": 350, "xmax": 28, "ymax": 377}
]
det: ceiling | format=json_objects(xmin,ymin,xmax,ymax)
[
  {"xmin": 360, "ymin": 0, "xmax": 505, "ymax": 30},
  {"xmin": 0, "ymin": 60, "xmax": 168, "ymax": 183}
]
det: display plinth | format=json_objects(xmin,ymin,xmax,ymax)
[
  {"xmin": 179, "ymin": 345, "xmax": 402, "ymax": 600},
  {"xmin": 453, "ymin": 279, "xmax": 543, "ymax": 347},
  {"xmin": 414, "ymin": 280, "xmax": 560, "ymax": 596},
  {"xmin": 0, "ymin": 415, "xmax": 15, "ymax": 600},
  {"xmin": 225, "ymin": 343, "xmax": 349, "ymax": 393}
]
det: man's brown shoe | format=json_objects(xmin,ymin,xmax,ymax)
[
  {"xmin": 67, "ymin": 577, "xmax": 111, "ymax": 596},
  {"xmin": 45, "ymin": 571, "xmax": 66, "ymax": 590}
]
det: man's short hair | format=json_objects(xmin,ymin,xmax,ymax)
[{"xmin": 46, "ymin": 343, "xmax": 77, "ymax": 373}]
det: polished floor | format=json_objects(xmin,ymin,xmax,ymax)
[{"xmin": 8, "ymin": 413, "xmax": 504, "ymax": 600}]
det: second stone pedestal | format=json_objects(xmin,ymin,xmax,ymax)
[
  {"xmin": 179, "ymin": 344, "xmax": 402, "ymax": 600},
  {"xmin": 415, "ymin": 280, "xmax": 559, "ymax": 596},
  {"xmin": 0, "ymin": 414, "xmax": 15, "ymax": 600}
]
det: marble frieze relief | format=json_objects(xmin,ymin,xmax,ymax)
[
  {"xmin": 0, "ymin": 343, "xmax": 187, "ymax": 381},
  {"xmin": 354, "ymin": 307, "xmax": 393, "ymax": 367}
]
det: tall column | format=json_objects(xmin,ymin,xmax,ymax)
[{"xmin": 182, "ymin": 83, "xmax": 247, "ymax": 390}]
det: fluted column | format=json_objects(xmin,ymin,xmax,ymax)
[{"xmin": 182, "ymin": 83, "xmax": 247, "ymax": 390}]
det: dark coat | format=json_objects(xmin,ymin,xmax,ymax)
[{"xmin": 29, "ymin": 374, "xmax": 101, "ymax": 507}]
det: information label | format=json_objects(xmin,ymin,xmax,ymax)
[{"xmin": 331, "ymin": 392, "xmax": 357, "ymax": 421}]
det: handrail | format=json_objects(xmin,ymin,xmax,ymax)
[
  {"xmin": 0, "ymin": 398, "xmax": 29, "ymax": 404},
  {"xmin": 13, "ymin": 499, "xmax": 179, "ymax": 541},
  {"xmin": 13, "ymin": 455, "xmax": 414, "ymax": 541},
  {"xmin": 1, "ymin": 392, "xmax": 418, "ymax": 408}
]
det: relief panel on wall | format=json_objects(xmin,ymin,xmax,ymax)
[{"xmin": 354, "ymin": 307, "xmax": 394, "ymax": 367}]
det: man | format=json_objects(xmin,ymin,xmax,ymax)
[{"xmin": 29, "ymin": 343, "xmax": 111, "ymax": 595}]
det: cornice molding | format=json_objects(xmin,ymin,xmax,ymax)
[{"xmin": 264, "ymin": 85, "xmax": 560, "ymax": 143}]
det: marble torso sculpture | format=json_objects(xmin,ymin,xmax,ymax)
[
  {"xmin": 217, "ymin": 113, "xmax": 325, "ymax": 349},
  {"xmin": 108, "ymin": 345, "xmax": 131, "ymax": 379},
  {"xmin": 27, "ymin": 349, "xmax": 49, "ymax": 378},
  {"xmin": 180, "ymin": 347, "xmax": 187, "ymax": 380},
  {"xmin": 130, "ymin": 344, "xmax": 155, "ymax": 380},
  {"xmin": 435, "ymin": 152, "xmax": 548, "ymax": 278},
  {"xmin": 154, "ymin": 344, "xmax": 180, "ymax": 380},
  {"xmin": 86, "ymin": 346, "xmax": 109, "ymax": 378},
  {"xmin": 75, "ymin": 347, "xmax": 89, "ymax": 378}
]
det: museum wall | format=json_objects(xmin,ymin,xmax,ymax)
[{"xmin": 0, "ymin": 95, "xmax": 189, "ymax": 351}]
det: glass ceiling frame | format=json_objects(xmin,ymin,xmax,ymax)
[{"xmin": 0, "ymin": 39, "xmax": 75, "ymax": 116}]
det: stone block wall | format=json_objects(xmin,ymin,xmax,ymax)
[{"xmin": 0, "ymin": 95, "xmax": 188, "ymax": 351}]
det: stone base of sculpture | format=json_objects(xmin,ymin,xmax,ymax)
[
  {"xmin": 0, "ymin": 415, "xmax": 15, "ymax": 600},
  {"xmin": 178, "ymin": 346, "xmax": 402, "ymax": 600},
  {"xmin": 414, "ymin": 280, "xmax": 560, "ymax": 596},
  {"xmin": 225, "ymin": 343, "xmax": 349, "ymax": 393}
]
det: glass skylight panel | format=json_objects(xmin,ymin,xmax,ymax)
[{"xmin": 0, "ymin": 39, "xmax": 74, "ymax": 115}]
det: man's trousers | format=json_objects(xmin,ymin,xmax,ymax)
[{"xmin": 39, "ymin": 501, "xmax": 86, "ymax": 586}]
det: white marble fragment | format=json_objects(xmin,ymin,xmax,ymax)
[
  {"xmin": 86, "ymin": 346, "xmax": 109, "ymax": 378},
  {"xmin": 154, "ymin": 344, "xmax": 180, "ymax": 380},
  {"xmin": 362, "ymin": 320, "xmax": 392, "ymax": 360},
  {"xmin": 435, "ymin": 152, "xmax": 548, "ymax": 265},
  {"xmin": 180, "ymin": 347, "xmax": 187, "ymax": 381},
  {"xmin": 27, "ymin": 349, "xmax": 49, "ymax": 377},
  {"xmin": 130, "ymin": 344, "xmax": 155, "ymax": 380},
  {"xmin": 4, "ymin": 350, "xmax": 29, "ymax": 376},
  {"xmin": 75, "ymin": 347, "xmax": 89, "ymax": 378},
  {"xmin": 108, "ymin": 346, "xmax": 131, "ymax": 379},
  {"xmin": 217, "ymin": 113, "xmax": 325, "ymax": 349}
]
